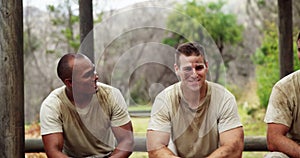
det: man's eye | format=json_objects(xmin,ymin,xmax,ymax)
[
  {"xmin": 83, "ymin": 71, "xmax": 93, "ymax": 78},
  {"xmin": 195, "ymin": 65, "xmax": 205, "ymax": 71},
  {"xmin": 183, "ymin": 67, "xmax": 192, "ymax": 71}
]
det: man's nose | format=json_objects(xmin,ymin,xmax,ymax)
[{"xmin": 189, "ymin": 68, "xmax": 198, "ymax": 78}]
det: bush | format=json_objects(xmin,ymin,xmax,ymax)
[{"xmin": 252, "ymin": 22, "xmax": 300, "ymax": 108}]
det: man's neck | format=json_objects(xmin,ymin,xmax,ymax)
[
  {"xmin": 182, "ymin": 81, "xmax": 207, "ymax": 109},
  {"xmin": 65, "ymin": 88, "xmax": 94, "ymax": 108}
]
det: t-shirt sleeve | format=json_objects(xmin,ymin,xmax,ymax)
[
  {"xmin": 110, "ymin": 88, "xmax": 131, "ymax": 127},
  {"xmin": 147, "ymin": 91, "xmax": 171, "ymax": 133},
  {"xmin": 218, "ymin": 96, "xmax": 242, "ymax": 133},
  {"xmin": 264, "ymin": 85, "xmax": 292, "ymax": 127},
  {"xmin": 40, "ymin": 95, "xmax": 63, "ymax": 135}
]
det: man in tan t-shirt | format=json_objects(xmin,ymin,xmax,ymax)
[
  {"xmin": 40, "ymin": 53, "xmax": 134, "ymax": 158},
  {"xmin": 147, "ymin": 42, "xmax": 244, "ymax": 158},
  {"xmin": 264, "ymin": 33, "xmax": 300, "ymax": 158}
]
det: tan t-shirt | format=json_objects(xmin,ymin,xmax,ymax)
[
  {"xmin": 148, "ymin": 81, "xmax": 242, "ymax": 157},
  {"xmin": 40, "ymin": 82, "xmax": 131, "ymax": 157},
  {"xmin": 265, "ymin": 70, "xmax": 300, "ymax": 143}
]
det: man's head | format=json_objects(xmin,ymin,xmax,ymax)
[
  {"xmin": 174, "ymin": 42, "xmax": 208, "ymax": 91},
  {"xmin": 297, "ymin": 32, "xmax": 300, "ymax": 60},
  {"xmin": 57, "ymin": 53, "xmax": 98, "ymax": 94}
]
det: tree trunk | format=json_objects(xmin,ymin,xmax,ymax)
[
  {"xmin": 79, "ymin": 0, "xmax": 94, "ymax": 63},
  {"xmin": 0, "ymin": 0, "xmax": 24, "ymax": 157},
  {"xmin": 278, "ymin": 0, "xmax": 293, "ymax": 78}
]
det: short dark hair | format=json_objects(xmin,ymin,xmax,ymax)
[
  {"xmin": 297, "ymin": 32, "xmax": 300, "ymax": 43},
  {"xmin": 57, "ymin": 53, "xmax": 86, "ymax": 81},
  {"xmin": 175, "ymin": 42, "xmax": 206, "ymax": 66}
]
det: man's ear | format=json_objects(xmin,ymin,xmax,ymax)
[
  {"xmin": 64, "ymin": 79, "xmax": 72, "ymax": 87},
  {"xmin": 174, "ymin": 63, "xmax": 179, "ymax": 75}
]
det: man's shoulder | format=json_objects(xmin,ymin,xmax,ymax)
[
  {"xmin": 42, "ymin": 86, "xmax": 66, "ymax": 108},
  {"xmin": 275, "ymin": 70, "xmax": 300, "ymax": 87}
]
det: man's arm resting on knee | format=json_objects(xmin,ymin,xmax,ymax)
[
  {"xmin": 208, "ymin": 127, "xmax": 244, "ymax": 158},
  {"xmin": 147, "ymin": 130, "xmax": 180, "ymax": 158},
  {"xmin": 42, "ymin": 132, "xmax": 68, "ymax": 158},
  {"xmin": 267, "ymin": 123, "xmax": 300, "ymax": 157},
  {"xmin": 110, "ymin": 121, "xmax": 134, "ymax": 158}
]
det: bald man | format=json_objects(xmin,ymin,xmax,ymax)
[{"xmin": 40, "ymin": 53, "xmax": 133, "ymax": 158}]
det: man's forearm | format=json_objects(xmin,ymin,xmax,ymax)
[
  {"xmin": 109, "ymin": 148, "xmax": 132, "ymax": 158},
  {"xmin": 269, "ymin": 135, "xmax": 300, "ymax": 157},
  {"xmin": 45, "ymin": 150, "xmax": 68, "ymax": 158},
  {"xmin": 148, "ymin": 146, "xmax": 180, "ymax": 158},
  {"xmin": 110, "ymin": 138, "xmax": 134, "ymax": 158},
  {"xmin": 207, "ymin": 145, "xmax": 242, "ymax": 158}
]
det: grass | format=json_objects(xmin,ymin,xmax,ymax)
[
  {"xmin": 128, "ymin": 105, "xmax": 152, "ymax": 111},
  {"xmin": 131, "ymin": 117, "xmax": 149, "ymax": 137}
]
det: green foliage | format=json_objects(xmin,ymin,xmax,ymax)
[
  {"xmin": 253, "ymin": 22, "xmax": 300, "ymax": 108},
  {"xmin": 46, "ymin": 2, "xmax": 80, "ymax": 52},
  {"xmin": 252, "ymin": 22, "xmax": 279, "ymax": 108},
  {"xmin": 130, "ymin": 79, "xmax": 150, "ymax": 106},
  {"xmin": 162, "ymin": 34, "xmax": 187, "ymax": 47},
  {"xmin": 294, "ymin": 38, "xmax": 300, "ymax": 70},
  {"xmin": 94, "ymin": 12, "xmax": 104, "ymax": 23},
  {"xmin": 165, "ymin": 0, "xmax": 243, "ymax": 48},
  {"xmin": 225, "ymin": 84, "xmax": 243, "ymax": 101}
]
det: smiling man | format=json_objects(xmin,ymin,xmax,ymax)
[
  {"xmin": 146, "ymin": 42, "xmax": 244, "ymax": 158},
  {"xmin": 40, "ymin": 53, "xmax": 133, "ymax": 158}
]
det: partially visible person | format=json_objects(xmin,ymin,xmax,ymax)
[
  {"xmin": 40, "ymin": 53, "xmax": 134, "ymax": 158},
  {"xmin": 264, "ymin": 32, "xmax": 300, "ymax": 158},
  {"xmin": 146, "ymin": 42, "xmax": 244, "ymax": 158}
]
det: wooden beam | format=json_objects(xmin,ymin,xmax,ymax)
[
  {"xmin": 25, "ymin": 136, "xmax": 268, "ymax": 153},
  {"xmin": 244, "ymin": 136, "xmax": 267, "ymax": 151}
]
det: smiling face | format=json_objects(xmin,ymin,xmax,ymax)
[
  {"xmin": 72, "ymin": 57, "xmax": 98, "ymax": 95},
  {"xmin": 175, "ymin": 54, "xmax": 208, "ymax": 92}
]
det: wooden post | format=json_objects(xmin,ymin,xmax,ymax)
[
  {"xmin": 278, "ymin": 0, "xmax": 293, "ymax": 78},
  {"xmin": 79, "ymin": 0, "xmax": 94, "ymax": 63},
  {"xmin": 0, "ymin": 0, "xmax": 24, "ymax": 157}
]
